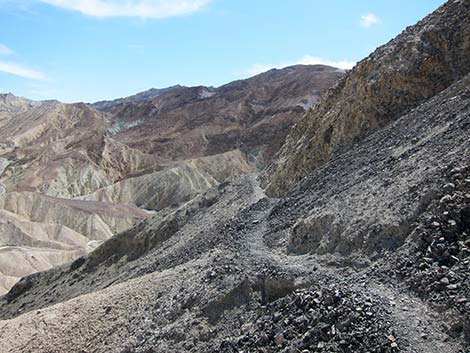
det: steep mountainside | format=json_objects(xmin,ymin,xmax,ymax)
[
  {"xmin": 103, "ymin": 65, "xmax": 344, "ymax": 164},
  {"xmin": 262, "ymin": 0, "xmax": 470, "ymax": 196},
  {"xmin": 0, "ymin": 1, "xmax": 468, "ymax": 353},
  {"xmin": 0, "ymin": 65, "xmax": 342, "ymax": 295}
]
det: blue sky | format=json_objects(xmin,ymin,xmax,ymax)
[{"xmin": 0, "ymin": 0, "xmax": 446, "ymax": 103}]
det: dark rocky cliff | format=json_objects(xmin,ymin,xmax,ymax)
[{"xmin": 262, "ymin": 0, "xmax": 470, "ymax": 196}]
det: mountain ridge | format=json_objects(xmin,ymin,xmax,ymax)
[{"xmin": 90, "ymin": 64, "xmax": 342, "ymax": 112}]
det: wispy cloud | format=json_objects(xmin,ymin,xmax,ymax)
[
  {"xmin": 245, "ymin": 55, "xmax": 356, "ymax": 76},
  {"xmin": 0, "ymin": 43, "xmax": 47, "ymax": 80},
  {"xmin": 360, "ymin": 13, "xmax": 380, "ymax": 28},
  {"xmin": 0, "ymin": 44, "xmax": 13, "ymax": 56},
  {"xmin": 38, "ymin": 0, "xmax": 211, "ymax": 18},
  {"xmin": 0, "ymin": 61, "xmax": 47, "ymax": 80}
]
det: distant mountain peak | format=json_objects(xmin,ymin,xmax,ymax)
[
  {"xmin": 91, "ymin": 65, "xmax": 341, "ymax": 112},
  {"xmin": 92, "ymin": 85, "xmax": 185, "ymax": 111}
]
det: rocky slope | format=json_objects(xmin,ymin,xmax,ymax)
[
  {"xmin": 102, "ymin": 65, "xmax": 344, "ymax": 165},
  {"xmin": 76, "ymin": 150, "xmax": 253, "ymax": 210},
  {"xmin": 0, "ymin": 1, "xmax": 468, "ymax": 352},
  {"xmin": 262, "ymin": 0, "xmax": 470, "ymax": 196},
  {"xmin": 0, "ymin": 96, "xmax": 153, "ymax": 294},
  {"xmin": 0, "ymin": 65, "xmax": 342, "ymax": 294}
]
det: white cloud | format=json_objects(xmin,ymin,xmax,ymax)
[
  {"xmin": 296, "ymin": 56, "xmax": 356, "ymax": 70},
  {"xmin": 245, "ymin": 64, "xmax": 275, "ymax": 76},
  {"xmin": 245, "ymin": 55, "xmax": 356, "ymax": 76},
  {"xmin": 0, "ymin": 44, "xmax": 13, "ymax": 56},
  {"xmin": 38, "ymin": 0, "xmax": 211, "ymax": 18},
  {"xmin": 360, "ymin": 13, "xmax": 379, "ymax": 28},
  {"xmin": 0, "ymin": 61, "xmax": 47, "ymax": 80},
  {"xmin": 0, "ymin": 43, "xmax": 47, "ymax": 80}
]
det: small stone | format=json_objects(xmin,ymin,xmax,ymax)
[
  {"xmin": 432, "ymin": 221, "xmax": 441, "ymax": 228},
  {"xmin": 440, "ymin": 277, "xmax": 450, "ymax": 285},
  {"xmin": 387, "ymin": 335, "xmax": 396, "ymax": 342},
  {"xmin": 302, "ymin": 330, "xmax": 312, "ymax": 343},
  {"xmin": 447, "ymin": 284, "xmax": 459, "ymax": 290},
  {"xmin": 420, "ymin": 333, "xmax": 428, "ymax": 339},
  {"xmin": 391, "ymin": 342, "xmax": 398, "ymax": 348},
  {"xmin": 443, "ymin": 183, "xmax": 455, "ymax": 193},
  {"xmin": 440, "ymin": 195, "xmax": 452, "ymax": 204},
  {"xmin": 419, "ymin": 262, "xmax": 428, "ymax": 270},
  {"xmin": 447, "ymin": 321, "xmax": 464, "ymax": 338},
  {"xmin": 274, "ymin": 333, "xmax": 285, "ymax": 346},
  {"xmin": 294, "ymin": 315, "xmax": 307, "ymax": 326}
]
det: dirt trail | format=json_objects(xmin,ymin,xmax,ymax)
[{"xmin": 226, "ymin": 177, "xmax": 462, "ymax": 352}]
